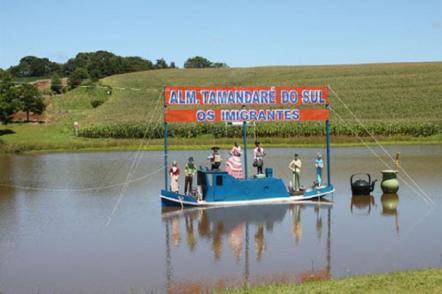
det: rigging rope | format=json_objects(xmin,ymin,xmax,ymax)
[
  {"xmin": 0, "ymin": 166, "xmax": 164, "ymax": 193},
  {"xmin": 0, "ymin": 88, "xmax": 166, "ymax": 193},
  {"xmin": 328, "ymin": 85, "xmax": 433, "ymax": 204},
  {"xmin": 329, "ymin": 105, "xmax": 434, "ymax": 207},
  {"xmin": 0, "ymin": 87, "xmax": 166, "ymax": 224},
  {"xmin": 329, "ymin": 85, "xmax": 439, "ymax": 269},
  {"xmin": 106, "ymin": 88, "xmax": 165, "ymax": 226}
]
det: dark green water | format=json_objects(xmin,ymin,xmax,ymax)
[{"xmin": 0, "ymin": 145, "xmax": 441, "ymax": 294}]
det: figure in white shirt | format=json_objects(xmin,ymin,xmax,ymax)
[
  {"xmin": 289, "ymin": 153, "xmax": 302, "ymax": 191},
  {"xmin": 253, "ymin": 141, "xmax": 265, "ymax": 175}
]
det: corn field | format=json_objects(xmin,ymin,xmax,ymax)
[{"xmin": 78, "ymin": 121, "xmax": 442, "ymax": 139}]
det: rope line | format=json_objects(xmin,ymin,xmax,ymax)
[
  {"xmin": 0, "ymin": 166, "xmax": 164, "ymax": 193},
  {"xmin": 105, "ymin": 88, "xmax": 165, "ymax": 226},
  {"xmin": 328, "ymin": 85, "xmax": 434, "ymax": 205},
  {"xmin": 329, "ymin": 106, "xmax": 434, "ymax": 207}
]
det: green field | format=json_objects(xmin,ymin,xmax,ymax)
[
  {"xmin": 1, "ymin": 62, "xmax": 442, "ymax": 153},
  {"xmin": 99, "ymin": 62, "xmax": 442, "ymax": 123},
  {"xmin": 217, "ymin": 268, "xmax": 442, "ymax": 294}
]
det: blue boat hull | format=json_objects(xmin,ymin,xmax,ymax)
[
  {"xmin": 161, "ymin": 184, "xmax": 334, "ymax": 207},
  {"xmin": 161, "ymin": 168, "xmax": 333, "ymax": 207}
]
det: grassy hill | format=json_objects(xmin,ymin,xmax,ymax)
[
  {"xmin": 91, "ymin": 62, "xmax": 442, "ymax": 124},
  {"xmin": 79, "ymin": 62, "xmax": 442, "ymax": 139},
  {"xmin": 1, "ymin": 62, "xmax": 442, "ymax": 153}
]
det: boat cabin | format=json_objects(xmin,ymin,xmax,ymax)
[{"xmin": 197, "ymin": 167, "xmax": 288, "ymax": 202}]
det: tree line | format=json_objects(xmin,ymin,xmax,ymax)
[
  {"xmin": 0, "ymin": 52, "xmax": 227, "ymax": 124},
  {"xmin": 3, "ymin": 51, "xmax": 227, "ymax": 84},
  {"xmin": 2, "ymin": 51, "xmax": 173, "ymax": 90},
  {"xmin": 6, "ymin": 52, "xmax": 175, "ymax": 79},
  {"xmin": 2, "ymin": 51, "xmax": 227, "ymax": 90}
]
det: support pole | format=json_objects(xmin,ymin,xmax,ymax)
[
  {"xmin": 243, "ymin": 121, "xmax": 248, "ymax": 179},
  {"xmin": 325, "ymin": 106, "xmax": 331, "ymax": 186},
  {"xmin": 164, "ymin": 121, "xmax": 169, "ymax": 190}
]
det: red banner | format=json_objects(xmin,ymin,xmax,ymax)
[
  {"xmin": 165, "ymin": 86, "xmax": 329, "ymax": 106},
  {"xmin": 164, "ymin": 108, "xmax": 329, "ymax": 123}
]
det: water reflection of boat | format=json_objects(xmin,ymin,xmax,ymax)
[
  {"xmin": 161, "ymin": 202, "xmax": 333, "ymax": 293},
  {"xmin": 162, "ymin": 205, "xmax": 289, "ymax": 259}
]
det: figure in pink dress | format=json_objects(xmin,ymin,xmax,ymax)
[{"xmin": 225, "ymin": 142, "xmax": 243, "ymax": 179}]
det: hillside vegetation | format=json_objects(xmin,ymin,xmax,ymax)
[
  {"xmin": 100, "ymin": 62, "xmax": 442, "ymax": 121},
  {"xmin": 1, "ymin": 62, "xmax": 442, "ymax": 153},
  {"xmin": 79, "ymin": 62, "xmax": 442, "ymax": 138}
]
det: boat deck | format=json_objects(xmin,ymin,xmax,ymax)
[{"xmin": 161, "ymin": 184, "xmax": 334, "ymax": 207}]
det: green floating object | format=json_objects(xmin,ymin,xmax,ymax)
[{"xmin": 381, "ymin": 170, "xmax": 399, "ymax": 193}]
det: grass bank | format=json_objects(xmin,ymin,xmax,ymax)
[
  {"xmin": 217, "ymin": 268, "xmax": 442, "ymax": 294},
  {"xmin": 1, "ymin": 127, "xmax": 441, "ymax": 154}
]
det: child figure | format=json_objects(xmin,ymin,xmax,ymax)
[
  {"xmin": 208, "ymin": 147, "xmax": 222, "ymax": 170},
  {"xmin": 315, "ymin": 153, "xmax": 324, "ymax": 186},
  {"xmin": 253, "ymin": 141, "xmax": 265, "ymax": 174},
  {"xmin": 169, "ymin": 161, "xmax": 180, "ymax": 193}
]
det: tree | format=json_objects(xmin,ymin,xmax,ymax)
[
  {"xmin": 8, "ymin": 51, "xmax": 162, "ymax": 82},
  {"xmin": 8, "ymin": 51, "xmax": 173, "ymax": 84},
  {"xmin": 63, "ymin": 51, "xmax": 155, "ymax": 79},
  {"xmin": 154, "ymin": 58, "xmax": 168, "ymax": 69},
  {"xmin": 123, "ymin": 56, "xmax": 153, "ymax": 72},
  {"xmin": 51, "ymin": 73, "xmax": 63, "ymax": 94},
  {"xmin": 184, "ymin": 56, "xmax": 213, "ymax": 68},
  {"xmin": 9, "ymin": 56, "xmax": 61, "ymax": 77},
  {"xmin": 68, "ymin": 67, "xmax": 89, "ymax": 89},
  {"xmin": 0, "ymin": 74, "xmax": 20, "ymax": 124},
  {"xmin": 16, "ymin": 84, "xmax": 45, "ymax": 122},
  {"xmin": 169, "ymin": 62, "xmax": 176, "ymax": 69},
  {"xmin": 212, "ymin": 62, "xmax": 228, "ymax": 68},
  {"xmin": 184, "ymin": 56, "xmax": 228, "ymax": 69}
]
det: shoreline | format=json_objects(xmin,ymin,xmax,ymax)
[
  {"xmin": 216, "ymin": 267, "xmax": 442, "ymax": 294},
  {"xmin": 1, "ymin": 135, "xmax": 441, "ymax": 155}
]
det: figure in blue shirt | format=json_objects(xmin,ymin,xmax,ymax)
[{"xmin": 315, "ymin": 153, "xmax": 324, "ymax": 186}]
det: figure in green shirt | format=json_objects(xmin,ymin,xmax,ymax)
[
  {"xmin": 289, "ymin": 153, "xmax": 302, "ymax": 191},
  {"xmin": 184, "ymin": 157, "xmax": 197, "ymax": 195}
]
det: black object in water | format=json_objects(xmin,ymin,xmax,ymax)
[{"xmin": 351, "ymin": 173, "xmax": 376, "ymax": 195}]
